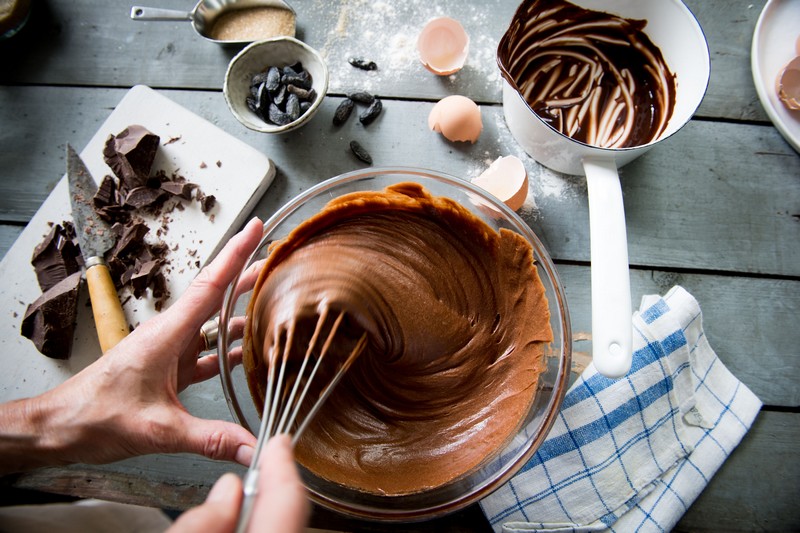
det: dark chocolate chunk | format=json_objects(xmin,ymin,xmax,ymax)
[
  {"xmin": 359, "ymin": 98, "xmax": 383, "ymax": 125},
  {"xmin": 333, "ymin": 98, "xmax": 355, "ymax": 126},
  {"xmin": 131, "ymin": 259, "xmax": 162, "ymax": 298},
  {"xmin": 348, "ymin": 57, "xmax": 378, "ymax": 71},
  {"xmin": 93, "ymin": 176, "xmax": 118, "ymax": 211},
  {"xmin": 124, "ymin": 186, "xmax": 166, "ymax": 210},
  {"xmin": 349, "ymin": 140, "xmax": 373, "ymax": 165},
  {"xmin": 31, "ymin": 223, "xmax": 82, "ymax": 292},
  {"xmin": 110, "ymin": 221, "xmax": 149, "ymax": 259},
  {"xmin": 102, "ymin": 125, "xmax": 160, "ymax": 190},
  {"xmin": 21, "ymin": 272, "xmax": 83, "ymax": 360},
  {"xmin": 198, "ymin": 193, "xmax": 217, "ymax": 213},
  {"xmin": 160, "ymin": 179, "xmax": 196, "ymax": 200}
]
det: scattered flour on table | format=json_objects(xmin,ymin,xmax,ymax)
[
  {"xmin": 464, "ymin": 113, "xmax": 584, "ymax": 219},
  {"xmin": 308, "ymin": 0, "xmax": 501, "ymax": 94},
  {"xmin": 304, "ymin": 0, "xmax": 583, "ymax": 218}
]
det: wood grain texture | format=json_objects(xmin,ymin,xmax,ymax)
[
  {"xmin": 0, "ymin": 0, "xmax": 770, "ymax": 123},
  {"xmin": 1, "ymin": 87, "xmax": 797, "ymax": 274},
  {"xmin": 3, "ymin": 411, "xmax": 795, "ymax": 531}
]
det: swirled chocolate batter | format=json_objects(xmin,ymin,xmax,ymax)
[
  {"xmin": 498, "ymin": 0, "xmax": 676, "ymax": 148},
  {"xmin": 243, "ymin": 183, "xmax": 552, "ymax": 495}
]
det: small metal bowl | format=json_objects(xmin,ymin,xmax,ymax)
[{"xmin": 224, "ymin": 36, "xmax": 329, "ymax": 133}]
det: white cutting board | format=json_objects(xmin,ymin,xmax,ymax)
[{"xmin": 0, "ymin": 85, "xmax": 275, "ymax": 402}]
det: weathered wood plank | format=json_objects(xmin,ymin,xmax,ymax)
[
  {"xmin": 0, "ymin": 225, "xmax": 22, "ymax": 257},
  {"xmin": 564, "ymin": 265, "xmax": 799, "ymax": 408},
  {"xmin": 1, "ymin": 87, "xmax": 797, "ymax": 277},
  {"xmin": 676, "ymin": 410, "xmax": 800, "ymax": 532},
  {"xmin": 0, "ymin": 0, "xmax": 770, "ymax": 123},
  {"xmin": 4, "ymin": 412, "xmax": 795, "ymax": 532}
]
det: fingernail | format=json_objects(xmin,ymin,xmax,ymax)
[
  {"xmin": 235, "ymin": 444, "xmax": 254, "ymax": 467},
  {"xmin": 208, "ymin": 473, "xmax": 238, "ymax": 503}
]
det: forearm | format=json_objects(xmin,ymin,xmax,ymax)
[{"xmin": 0, "ymin": 395, "xmax": 69, "ymax": 475}]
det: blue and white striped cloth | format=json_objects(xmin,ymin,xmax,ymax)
[{"xmin": 480, "ymin": 286, "xmax": 762, "ymax": 532}]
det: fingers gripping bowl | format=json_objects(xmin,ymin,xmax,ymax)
[{"xmin": 218, "ymin": 168, "xmax": 571, "ymax": 521}]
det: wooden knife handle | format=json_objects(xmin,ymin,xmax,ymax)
[{"xmin": 86, "ymin": 261, "xmax": 129, "ymax": 353}]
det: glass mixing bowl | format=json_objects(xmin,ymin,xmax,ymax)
[{"xmin": 218, "ymin": 167, "xmax": 571, "ymax": 521}]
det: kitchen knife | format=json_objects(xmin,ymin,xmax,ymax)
[{"xmin": 66, "ymin": 144, "xmax": 129, "ymax": 353}]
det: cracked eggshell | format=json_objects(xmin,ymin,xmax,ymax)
[
  {"xmin": 417, "ymin": 17, "xmax": 469, "ymax": 76},
  {"xmin": 428, "ymin": 95, "xmax": 482, "ymax": 143},
  {"xmin": 471, "ymin": 155, "xmax": 528, "ymax": 211},
  {"xmin": 776, "ymin": 55, "xmax": 800, "ymax": 111}
]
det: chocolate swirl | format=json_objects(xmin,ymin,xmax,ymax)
[
  {"xmin": 498, "ymin": 0, "xmax": 676, "ymax": 148},
  {"xmin": 243, "ymin": 183, "xmax": 553, "ymax": 495}
]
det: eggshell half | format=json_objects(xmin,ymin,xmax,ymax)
[
  {"xmin": 776, "ymin": 55, "xmax": 800, "ymax": 111},
  {"xmin": 417, "ymin": 17, "xmax": 469, "ymax": 76},
  {"xmin": 471, "ymin": 155, "xmax": 528, "ymax": 211},
  {"xmin": 428, "ymin": 95, "xmax": 482, "ymax": 143}
]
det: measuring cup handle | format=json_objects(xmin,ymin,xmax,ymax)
[
  {"xmin": 584, "ymin": 157, "xmax": 633, "ymax": 378},
  {"xmin": 130, "ymin": 6, "xmax": 192, "ymax": 21}
]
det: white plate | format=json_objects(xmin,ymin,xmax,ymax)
[
  {"xmin": 751, "ymin": 0, "xmax": 800, "ymax": 153},
  {"xmin": 0, "ymin": 85, "xmax": 275, "ymax": 402}
]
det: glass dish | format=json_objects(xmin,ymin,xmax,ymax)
[{"xmin": 218, "ymin": 167, "xmax": 572, "ymax": 521}]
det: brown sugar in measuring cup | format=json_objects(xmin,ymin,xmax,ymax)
[{"xmin": 130, "ymin": 0, "xmax": 296, "ymax": 45}]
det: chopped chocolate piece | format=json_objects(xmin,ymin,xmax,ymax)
[
  {"xmin": 31, "ymin": 223, "xmax": 82, "ymax": 292},
  {"xmin": 21, "ymin": 272, "xmax": 83, "ymax": 359},
  {"xmin": 93, "ymin": 175, "xmax": 118, "ymax": 211},
  {"xmin": 150, "ymin": 241, "xmax": 169, "ymax": 259},
  {"xmin": 103, "ymin": 125, "xmax": 160, "ymax": 190},
  {"xmin": 151, "ymin": 272, "xmax": 170, "ymax": 311},
  {"xmin": 198, "ymin": 193, "xmax": 217, "ymax": 213},
  {"xmin": 160, "ymin": 179, "xmax": 196, "ymax": 200},
  {"xmin": 124, "ymin": 186, "xmax": 166, "ymax": 210},
  {"xmin": 110, "ymin": 221, "xmax": 149, "ymax": 259},
  {"xmin": 131, "ymin": 259, "xmax": 162, "ymax": 298},
  {"xmin": 107, "ymin": 255, "xmax": 128, "ymax": 289}
]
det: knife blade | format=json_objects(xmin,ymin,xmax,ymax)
[{"xmin": 66, "ymin": 144, "xmax": 129, "ymax": 353}]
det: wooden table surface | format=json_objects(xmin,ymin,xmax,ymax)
[{"xmin": 1, "ymin": 0, "xmax": 798, "ymax": 531}]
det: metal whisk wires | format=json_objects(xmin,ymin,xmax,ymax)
[{"xmin": 236, "ymin": 306, "xmax": 367, "ymax": 533}]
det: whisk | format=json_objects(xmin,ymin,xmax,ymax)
[{"xmin": 235, "ymin": 305, "xmax": 368, "ymax": 533}]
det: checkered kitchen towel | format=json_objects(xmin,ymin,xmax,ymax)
[{"xmin": 480, "ymin": 286, "xmax": 762, "ymax": 532}]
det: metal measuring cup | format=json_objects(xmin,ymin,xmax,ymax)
[{"xmin": 130, "ymin": 0, "xmax": 296, "ymax": 45}]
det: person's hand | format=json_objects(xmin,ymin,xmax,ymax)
[
  {"xmin": 0, "ymin": 218, "xmax": 264, "ymax": 473},
  {"xmin": 168, "ymin": 435, "xmax": 309, "ymax": 533}
]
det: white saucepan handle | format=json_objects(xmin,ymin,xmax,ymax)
[{"xmin": 583, "ymin": 157, "xmax": 633, "ymax": 378}]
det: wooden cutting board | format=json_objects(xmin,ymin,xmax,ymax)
[{"xmin": 0, "ymin": 85, "xmax": 275, "ymax": 402}]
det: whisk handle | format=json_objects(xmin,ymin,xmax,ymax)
[{"xmin": 235, "ymin": 468, "xmax": 261, "ymax": 533}]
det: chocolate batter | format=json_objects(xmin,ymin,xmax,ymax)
[
  {"xmin": 243, "ymin": 182, "xmax": 553, "ymax": 495},
  {"xmin": 498, "ymin": 0, "xmax": 676, "ymax": 148}
]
